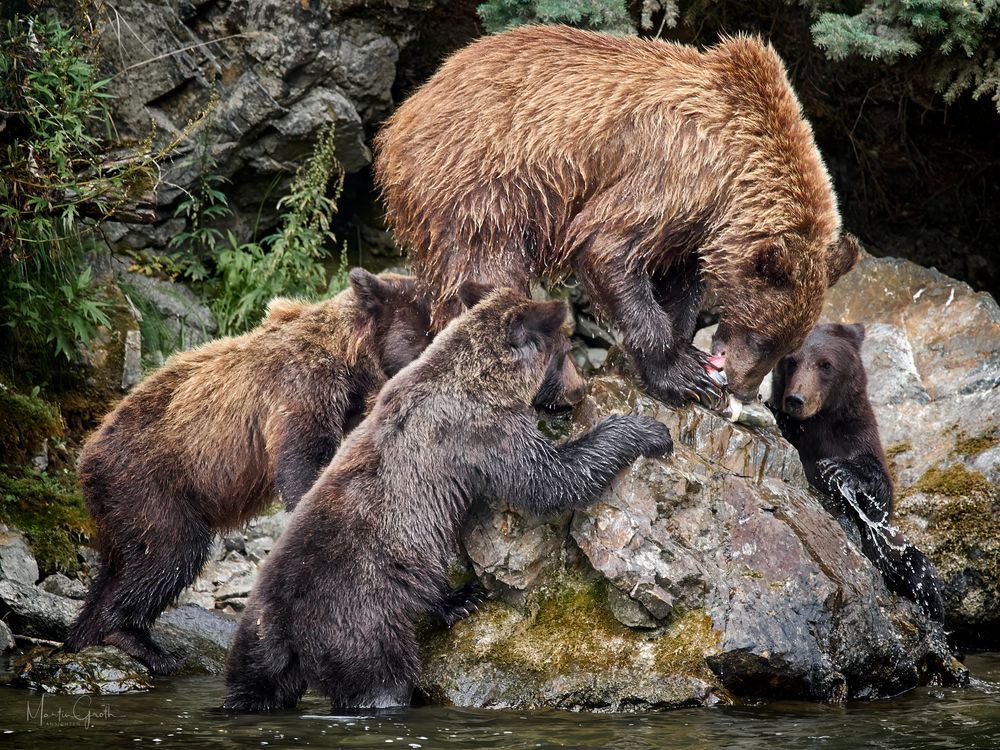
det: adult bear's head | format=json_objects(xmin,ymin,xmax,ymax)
[{"xmin": 710, "ymin": 232, "xmax": 860, "ymax": 401}]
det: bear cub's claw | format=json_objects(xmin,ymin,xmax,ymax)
[{"xmin": 437, "ymin": 579, "xmax": 490, "ymax": 627}]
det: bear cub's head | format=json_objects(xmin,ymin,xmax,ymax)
[
  {"xmin": 349, "ymin": 268, "xmax": 434, "ymax": 377},
  {"xmin": 770, "ymin": 322, "xmax": 866, "ymax": 420},
  {"xmin": 457, "ymin": 282, "xmax": 587, "ymax": 413}
]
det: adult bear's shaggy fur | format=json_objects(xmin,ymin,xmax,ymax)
[{"xmin": 375, "ymin": 25, "xmax": 859, "ymax": 405}]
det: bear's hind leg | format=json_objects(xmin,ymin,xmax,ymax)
[
  {"xmin": 224, "ymin": 618, "xmax": 306, "ymax": 712},
  {"xmin": 319, "ymin": 625, "xmax": 420, "ymax": 709},
  {"xmin": 64, "ymin": 558, "xmax": 119, "ymax": 651},
  {"xmin": 100, "ymin": 518, "xmax": 214, "ymax": 674}
]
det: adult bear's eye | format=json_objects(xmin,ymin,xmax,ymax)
[
  {"xmin": 820, "ymin": 361, "xmax": 833, "ymax": 374},
  {"xmin": 786, "ymin": 358, "xmax": 798, "ymax": 372}
]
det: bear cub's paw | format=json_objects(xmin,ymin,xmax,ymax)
[
  {"xmin": 627, "ymin": 415, "xmax": 674, "ymax": 458},
  {"xmin": 436, "ymin": 580, "xmax": 490, "ymax": 627},
  {"xmin": 641, "ymin": 345, "xmax": 726, "ymax": 409},
  {"xmin": 816, "ymin": 458, "xmax": 859, "ymax": 502}
]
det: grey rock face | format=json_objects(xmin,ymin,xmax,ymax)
[
  {"xmin": 152, "ymin": 605, "xmax": 237, "ymax": 675},
  {"xmin": 0, "ymin": 619, "xmax": 14, "ymax": 654},
  {"xmin": 0, "ymin": 580, "xmax": 81, "ymax": 640},
  {"xmin": 113, "ymin": 256, "xmax": 218, "ymax": 355},
  {"xmin": 0, "ymin": 527, "xmax": 39, "ymax": 586},
  {"xmin": 822, "ymin": 252, "xmax": 1000, "ymax": 641},
  {"xmin": 423, "ymin": 371, "xmax": 965, "ymax": 710},
  {"xmin": 177, "ymin": 509, "xmax": 290, "ymax": 612},
  {"xmin": 90, "ymin": 0, "xmax": 435, "ymax": 250},
  {"xmin": 39, "ymin": 573, "xmax": 87, "ymax": 600}
]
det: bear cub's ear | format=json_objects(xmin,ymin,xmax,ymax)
[
  {"xmin": 833, "ymin": 322, "xmax": 865, "ymax": 348},
  {"xmin": 349, "ymin": 268, "xmax": 393, "ymax": 312},
  {"xmin": 826, "ymin": 233, "xmax": 861, "ymax": 286},
  {"xmin": 457, "ymin": 280, "xmax": 495, "ymax": 310},
  {"xmin": 509, "ymin": 300, "xmax": 568, "ymax": 350}
]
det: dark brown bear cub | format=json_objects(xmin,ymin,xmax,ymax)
[
  {"xmin": 769, "ymin": 323, "xmax": 944, "ymax": 621},
  {"xmin": 223, "ymin": 289, "xmax": 673, "ymax": 712},
  {"xmin": 65, "ymin": 270, "xmax": 434, "ymax": 675}
]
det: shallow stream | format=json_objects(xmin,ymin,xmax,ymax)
[{"xmin": 2, "ymin": 653, "xmax": 997, "ymax": 748}]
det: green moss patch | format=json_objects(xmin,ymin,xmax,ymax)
[
  {"xmin": 953, "ymin": 431, "xmax": 999, "ymax": 458},
  {"xmin": 0, "ymin": 379, "xmax": 63, "ymax": 464},
  {"xmin": 885, "ymin": 442, "xmax": 913, "ymax": 459},
  {"xmin": 429, "ymin": 574, "xmax": 719, "ymax": 685},
  {"xmin": 0, "ymin": 467, "xmax": 92, "ymax": 574},
  {"xmin": 910, "ymin": 463, "xmax": 995, "ymax": 498}
]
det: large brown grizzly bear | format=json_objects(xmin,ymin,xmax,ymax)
[
  {"xmin": 222, "ymin": 288, "xmax": 673, "ymax": 712},
  {"xmin": 375, "ymin": 25, "xmax": 859, "ymax": 405},
  {"xmin": 65, "ymin": 270, "xmax": 435, "ymax": 674},
  {"xmin": 770, "ymin": 323, "xmax": 944, "ymax": 621}
]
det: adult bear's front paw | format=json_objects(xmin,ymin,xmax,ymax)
[{"xmin": 640, "ymin": 346, "xmax": 726, "ymax": 409}]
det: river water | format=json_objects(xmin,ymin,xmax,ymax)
[{"xmin": 1, "ymin": 653, "xmax": 998, "ymax": 749}]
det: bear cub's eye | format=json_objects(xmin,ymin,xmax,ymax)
[
  {"xmin": 786, "ymin": 358, "xmax": 798, "ymax": 372},
  {"xmin": 819, "ymin": 361, "xmax": 834, "ymax": 374}
]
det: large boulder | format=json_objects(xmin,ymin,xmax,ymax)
[
  {"xmin": 821, "ymin": 252, "xmax": 1000, "ymax": 645},
  {"xmin": 420, "ymin": 373, "xmax": 966, "ymax": 711},
  {"xmin": 89, "ymin": 0, "xmax": 440, "ymax": 251}
]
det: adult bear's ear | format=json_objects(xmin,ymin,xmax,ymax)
[
  {"xmin": 826, "ymin": 233, "xmax": 861, "ymax": 286},
  {"xmin": 457, "ymin": 280, "xmax": 495, "ymax": 310},
  {"xmin": 509, "ymin": 300, "xmax": 567, "ymax": 350},
  {"xmin": 349, "ymin": 268, "xmax": 392, "ymax": 312}
]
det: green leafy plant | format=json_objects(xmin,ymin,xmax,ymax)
[
  {"xmin": 811, "ymin": 0, "xmax": 1000, "ymax": 110},
  {"xmin": 0, "ymin": 14, "xmax": 164, "ymax": 363},
  {"xmin": 477, "ymin": 0, "xmax": 635, "ymax": 33},
  {"xmin": 206, "ymin": 123, "xmax": 348, "ymax": 335}
]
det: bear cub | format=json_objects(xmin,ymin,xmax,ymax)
[
  {"xmin": 769, "ymin": 323, "xmax": 944, "ymax": 621},
  {"xmin": 66, "ymin": 270, "xmax": 435, "ymax": 674},
  {"xmin": 223, "ymin": 287, "xmax": 673, "ymax": 712}
]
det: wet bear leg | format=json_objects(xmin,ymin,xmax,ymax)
[
  {"xmin": 575, "ymin": 237, "xmax": 721, "ymax": 406},
  {"xmin": 319, "ymin": 625, "xmax": 420, "ymax": 709},
  {"xmin": 64, "ymin": 557, "xmax": 120, "ymax": 651},
  {"xmin": 100, "ymin": 518, "xmax": 214, "ymax": 674},
  {"xmin": 223, "ymin": 622, "xmax": 307, "ymax": 712}
]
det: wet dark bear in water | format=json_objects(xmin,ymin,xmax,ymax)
[{"xmin": 770, "ymin": 323, "xmax": 944, "ymax": 622}]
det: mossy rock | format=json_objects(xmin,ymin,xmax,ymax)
[
  {"xmin": 419, "ymin": 574, "xmax": 723, "ymax": 711},
  {"xmin": 14, "ymin": 646, "xmax": 152, "ymax": 695},
  {"xmin": 0, "ymin": 467, "xmax": 92, "ymax": 575},
  {"xmin": 0, "ymin": 379, "xmax": 63, "ymax": 465}
]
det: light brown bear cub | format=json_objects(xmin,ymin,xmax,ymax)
[
  {"xmin": 65, "ymin": 270, "xmax": 434, "ymax": 674},
  {"xmin": 376, "ymin": 25, "xmax": 859, "ymax": 406},
  {"xmin": 223, "ymin": 288, "xmax": 673, "ymax": 712}
]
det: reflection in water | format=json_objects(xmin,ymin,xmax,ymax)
[{"xmin": 1, "ymin": 654, "xmax": 997, "ymax": 749}]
